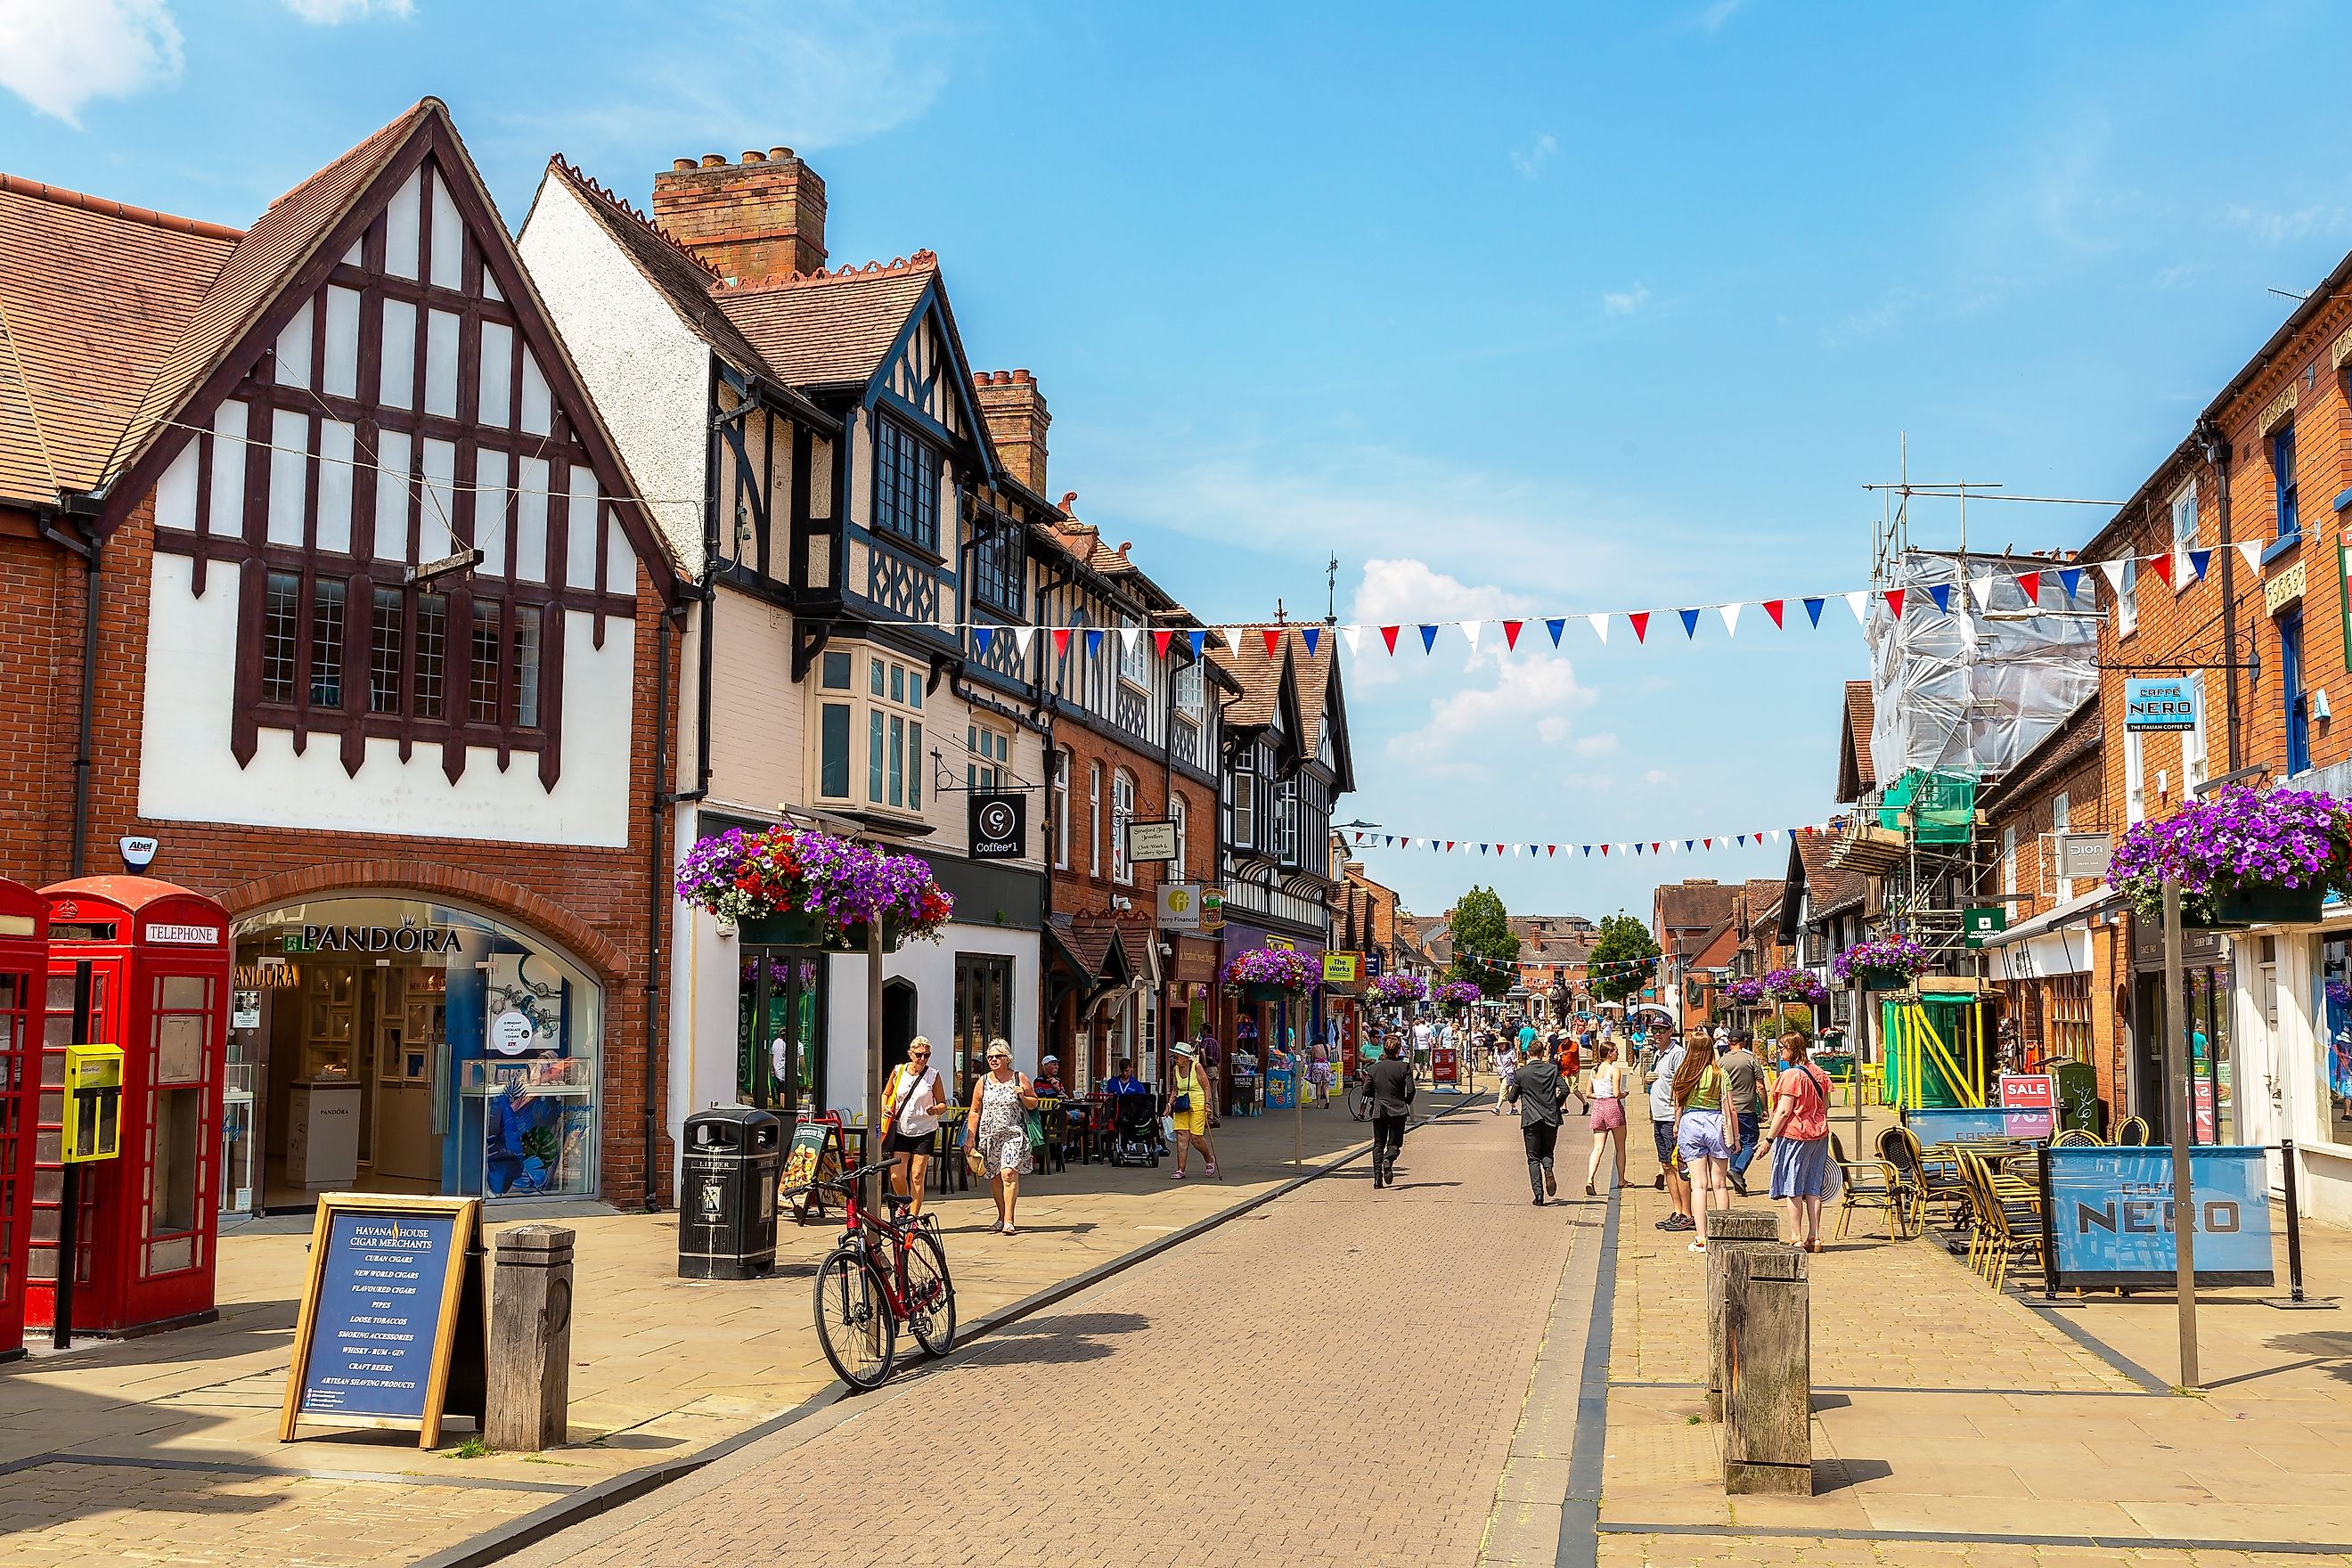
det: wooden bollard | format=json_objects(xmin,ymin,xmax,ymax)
[
  {"xmin": 487, "ymin": 1225, "xmax": 575, "ymax": 1451},
  {"xmin": 1703, "ymin": 1207, "xmax": 1782, "ymax": 1419},
  {"xmin": 1723, "ymin": 1243, "xmax": 1811, "ymax": 1496}
]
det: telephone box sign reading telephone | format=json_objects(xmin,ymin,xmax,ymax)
[{"xmin": 61, "ymin": 1043, "xmax": 123, "ymax": 1163}]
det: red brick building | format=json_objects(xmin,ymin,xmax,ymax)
[{"xmin": 0, "ymin": 101, "xmax": 684, "ymax": 1221}]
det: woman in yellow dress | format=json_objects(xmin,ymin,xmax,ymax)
[{"xmin": 1164, "ymin": 1041, "xmax": 1219, "ymax": 1180}]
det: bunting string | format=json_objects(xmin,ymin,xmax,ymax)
[
  {"xmin": 1345, "ymin": 821, "xmax": 1837, "ymax": 860},
  {"xmin": 935, "ymin": 545, "xmax": 2242, "ymax": 658}
]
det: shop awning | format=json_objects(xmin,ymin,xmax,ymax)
[{"xmin": 1979, "ymin": 886, "xmax": 2120, "ymax": 947}]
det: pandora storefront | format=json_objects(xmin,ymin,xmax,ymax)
[{"xmin": 226, "ymin": 894, "xmax": 607, "ymax": 1213}]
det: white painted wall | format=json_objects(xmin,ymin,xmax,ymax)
[
  {"xmin": 706, "ymin": 593, "xmax": 807, "ymax": 821},
  {"xmin": 137, "ymin": 555, "xmax": 635, "ymax": 845},
  {"xmin": 517, "ymin": 173, "xmax": 711, "ymax": 575}
]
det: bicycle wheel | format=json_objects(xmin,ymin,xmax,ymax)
[
  {"xmin": 1348, "ymin": 1081, "xmax": 1370, "ymax": 1122},
  {"xmin": 901, "ymin": 1229, "xmax": 957, "ymax": 1360},
  {"xmin": 813, "ymin": 1243, "xmax": 897, "ymax": 1392}
]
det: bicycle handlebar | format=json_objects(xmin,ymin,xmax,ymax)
[{"xmin": 780, "ymin": 1158, "xmax": 897, "ymax": 1202}]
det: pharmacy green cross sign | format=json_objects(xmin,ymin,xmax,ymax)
[{"xmin": 1963, "ymin": 906, "xmax": 2008, "ymax": 948}]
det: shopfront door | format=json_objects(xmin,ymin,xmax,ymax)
[
  {"xmin": 738, "ymin": 950, "xmax": 825, "ymax": 1123},
  {"xmin": 2132, "ymin": 937, "xmax": 2234, "ymax": 1144},
  {"xmin": 370, "ymin": 968, "xmax": 441, "ymax": 1183}
]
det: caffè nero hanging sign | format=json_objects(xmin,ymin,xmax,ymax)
[{"xmin": 289, "ymin": 924, "xmax": 463, "ymax": 955}]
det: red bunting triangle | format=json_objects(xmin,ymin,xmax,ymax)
[
  {"xmin": 1502, "ymin": 620, "xmax": 1524, "ymax": 649},
  {"xmin": 1547, "ymin": 845, "xmax": 1557, "ymax": 857},
  {"xmin": 1261, "ymin": 627, "xmax": 1283, "ymax": 656},
  {"xmin": 2148, "ymin": 551, "xmax": 2175, "ymax": 588},
  {"xmin": 1380, "ymin": 625, "xmax": 1401, "ymax": 654},
  {"xmin": 1445, "ymin": 841, "xmax": 1456, "ymax": 853},
  {"xmin": 1763, "ymin": 599, "xmax": 1784, "ymax": 628},
  {"xmin": 2015, "ymin": 570, "xmax": 2039, "ymax": 604},
  {"xmin": 1629, "ymin": 611, "xmax": 1651, "ymax": 642},
  {"xmin": 1703, "ymin": 837, "xmax": 1712, "ymax": 848},
  {"xmin": 1600, "ymin": 844, "xmax": 1610, "ymax": 856},
  {"xmin": 1052, "ymin": 628, "xmax": 1072, "ymax": 657},
  {"xmin": 1884, "ymin": 588, "xmax": 1906, "ymax": 620},
  {"xmin": 1153, "ymin": 629, "xmax": 1174, "ymax": 657},
  {"xmin": 1651, "ymin": 842, "xmax": 1662, "ymax": 854}
]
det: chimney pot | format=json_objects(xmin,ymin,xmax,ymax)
[
  {"xmin": 741, "ymin": 149, "xmax": 766, "ymax": 163},
  {"xmin": 771, "ymin": 147, "xmax": 793, "ymax": 161},
  {"xmin": 672, "ymin": 158, "xmax": 697, "ymax": 172},
  {"xmin": 700, "ymin": 154, "xmax": 726, "ymax": 167},
  {"xmin": 653, "ymin": 147, "xmax": 829, "ymax": 279},
  {"xmin": 1014, "ymin": 368, "xmax": 1031, "ymax": 384}
]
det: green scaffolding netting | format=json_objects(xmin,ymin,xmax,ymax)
[{"xmin": 1876, "ymin": 769, "xmax": 1977, "ymax": 844}]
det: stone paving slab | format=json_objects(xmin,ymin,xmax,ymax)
[{"xmin": 0, "ymin": 1094, "xmax": 1414, "ymax": 1566}]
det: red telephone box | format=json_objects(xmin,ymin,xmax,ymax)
[
  {"xmin": 29, "ymin": 878, "xmax": 231, "ymax": 1336},
  {"xmin": 0, "ymin": 878, "xmax": 48, "ymax": 1360}
]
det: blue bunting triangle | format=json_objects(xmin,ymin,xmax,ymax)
[
  {"xmin": 1737, "ymin": 834, "xmax": 1748, "ymax": 845},
  {"xmin": 1678, "ymin": 608, "xmax": 1701, "ymax": 639},
  {"xmin": 2188, "ymin": 549, "xmax": 2212, "ymax": 581},
  {"xmin": 2058, "ymin": 568, "xmax": 2083, "ymax": 600},
  {"xmin": 1546, "ymin": 617, "xmax": 1565, "ymax": 646},
  {"xmin": 974, "ymin": 626, "xmax": 994, "ymax": 656},
  {"xmin": 1803, "ymin": 596, "xmax": 1825, "ymax": 627},
  {"xmin": 1928, "ymin": 584, "xmax": 1952, "ymax": 614},
  {"xmin": 1188, "ymin": 630, "xmax": 1205, "ymax": 657},
  {"xmin": 1085, "ymin": 629, "xmax": 1103, "ymax": 658},
  {"xmin": 1581, "ymin": 845, "xmax": 1592, "ymax": 857},
  {"xmin": 1302, "ymin": 626, "xmax": 1321, "ymax": 655},
  {"xmin": 1419, "ymin": 625, "xmax": 1440, "ymax": 653}
]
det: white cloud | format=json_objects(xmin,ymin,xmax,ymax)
[
  {"xmin": 1511, "ymin": 133, "xmax": 1558, "ymax": 180},
  {"xmin": 1384, "ymin": 657, "xmax": 1597, "ymax": 780},
  {"xmin": 1695, "ymin": 0, "xmax": 1746, "ymax": 31},
  {"xmin": 2225, "ymin": 203, "xmax": 2342, "ymax": 245},
  {"xmin": 1643, "ymin": 769, "xmax": 1670, "ymax": 785},
  {"xmin": 503, "ymin": 1, "xmax": 964, "ymax": 157},
  {"xmin": 1602, "ymin": 284, "xmax": 1650, "ymax": 316},
  {"xmin": 282, "ymin": 0, "xmax": 412, "ymax": 19},
  {"xmin": 0, "ymin": 0, "xmax": 182, "ymax": 127},
  {"xmin": 1573, "ymin": 732, "xmax": 1621, "ymax": 757}
]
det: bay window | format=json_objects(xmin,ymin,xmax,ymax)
[{"xmin": 812, "ymin": 647, "xmax": 926, "ymax": 815}]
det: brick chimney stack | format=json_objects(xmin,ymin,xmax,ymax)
[
  {"xmin": 972, "ymin": 369, "xmax": 1050, "ymax": 495},
  {"xmin": 650, "ymin": 148, "xmax": 828, "ymax": 282}
]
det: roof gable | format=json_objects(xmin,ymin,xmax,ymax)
[{"xmin": 1837, "ymin": 681, "xmax": 1876, "ymax": 801}]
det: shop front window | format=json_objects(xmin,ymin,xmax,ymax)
[
  {"xmin": 233, "ymin": 895, "xmax": 604, "ymax": 1205},
  {"xmin": 2321, "ymin": 937, "xmax": 2352, "ymax": 1147}
]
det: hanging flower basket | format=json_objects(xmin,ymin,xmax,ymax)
[
  {"xmin": 1830, "ymin": 937, "xmax": 1926, "ymax": 991},
  {"xmin": 1723, "ymin": 976, "xmax": 1768, "ymax": 1009},
  {"xmin": 1434, "ymin": 979, "xmax": 1484, "ymax": 1016},
  {"xmin": 1760, "ymin": 967, "xmax": 1826, "ymax": 1007},
  {"xmin": 676, "ymin": 825, "xmax": 953, "ymax": 951},
  {"xmin": 1369, "ymin": 972, "xmax": 1428, "ymax": 1008},
  {"xmin": 2109, "ymin": 785, "xmax": 2352, "ymax": 928},
  {"xmin": 1222, "ymin": 946, "xmax": 1321, "ymax": 1000}
]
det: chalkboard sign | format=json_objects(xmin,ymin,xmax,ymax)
[
  {"xmin": 782, "ymin": 1115, "xmax": 844, "ymax": 1225},
  {"xmin": 280, "ymin": 1194, "xmax": 481, "ymax": 1447}
]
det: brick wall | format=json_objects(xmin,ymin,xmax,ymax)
[{"xmin": 0, "ymin": 492, "xmax": 674, "ymax": 1205}]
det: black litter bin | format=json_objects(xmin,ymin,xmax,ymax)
[{"xmin": 679, "ymin": 1105, "xmax": 782, "ymax": 1279}]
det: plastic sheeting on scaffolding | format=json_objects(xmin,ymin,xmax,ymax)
[{"xmin": 1866, "ymin": 549, "xmax": 2098, "ymax": 782}]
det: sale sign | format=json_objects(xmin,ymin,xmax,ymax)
[{"xmin": 1997, "ymin": 1072, "xmax": 2057, "ymax": 1139}]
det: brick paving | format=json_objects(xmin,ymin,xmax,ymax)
[{"xmin": 510, "ymin": 1106, "xmax": 1591, "ymax": 1568}]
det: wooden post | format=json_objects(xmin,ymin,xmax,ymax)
[
  {"xmin": 1723, "ymin": 1242, "xmax": 1811, "ymax": 1495},
  {"xmin": 486, "ymin": 1224, "xmax": 574, "ymax": 1452},
  {"xmin": 1703, "ymin": 1207, "xmax": 1782, "ymax": 1419},
  {"xmin": 2161, "ymin": 877, "xmax": 2200, "ymax": 1389}
]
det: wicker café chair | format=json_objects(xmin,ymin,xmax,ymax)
[
  {"xmin": 2117, "ymin": 1116, "xmax": 2152, "ymax": 1147},
  {"xmin": 1829, "ymin": 1132, "xmax": 1906, "ymax": 1240},
  {"xmin": 1892, "ymin": 1124, "xmax": 1971, "ymax": 1230},
  {"xmin": 2051, "ymin": 1127, "xmax": 2103, "ymax": 1147},
  {"xmin": 1959, "ymin": 1148, "xmax": 2044, "ymax": 1292}
]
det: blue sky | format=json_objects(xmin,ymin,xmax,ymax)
[{"xmin": 9, "ymin": 0, "xmax": 2352, "ymax": 925}]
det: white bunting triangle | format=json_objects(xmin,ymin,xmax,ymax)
[
  {"xmin": 1342, "ymin": 625, "xmax": 1361, "ymax": 657},
  {"xmin": 1119, "ymin": 626, "xmax": 1142, "ymax": 656},
  {"xmin": 1586, "ymin": 613, "xmax": 1609, "ymax": 644},
  {"xmin": 2237, "ymin": 540, "xmax": 2264, "ymax": 573},
  {"xmin": 1844, "ymin": 591, "xmax": 1870, "ymax": 626},
  {"xmin": 1011, "ymin": 625, "xmax": 1037, "ymax": 657},
  {"xmin": 1719, "ymin": 602, "xmax": 1742, "ymax": 637},
  {"xmin": 1462, "ymin": 620, "xmax": 1483, "ymax": 651},
  {"xmin": 1968, "ymin": 576, "xmax": 1997, "ymax": 611}
]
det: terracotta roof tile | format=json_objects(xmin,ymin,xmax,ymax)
[
  {"xmin": 0, "ymin": 173, "xmax": 240, "ymax": 503},
  {"xmin": 711, "ymin": 253, "xmax": 936, "ymax": 391},
  {"xmin": 1838, "ymin": 680, "xmax": 1877, "ymax": 799}
]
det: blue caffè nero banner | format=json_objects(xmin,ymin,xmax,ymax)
[
  {"xmin": 2124, "ymin": 675, "xmax": 2201, "ymax": 732},
  {"xmin": 2043, "ymin": 1146, "xmax": 2274, "ymax": 1288},
  {"xmin": 1905, "ymin": 1106, "xmax": 2054, "ymax": 1142},
  {"xmin": 298, "ymin": 1209, "xmax": 458, "ymax": 1420}
]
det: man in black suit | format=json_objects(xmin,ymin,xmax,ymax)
[
  {"xmin": 1361, "ymin": 1042, "xmax": 1417, "ymax": 1189},
  {"xmin": 1506, "ymin": 1041, "xmax": 1568, "ymax": 1205}
]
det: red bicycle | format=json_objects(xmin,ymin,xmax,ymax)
[{"xmin": 785, "ymin": 1158, "xmax": 956, "ymax": 1391}]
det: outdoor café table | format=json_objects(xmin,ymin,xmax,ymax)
[
  {"xmin": 1034, "ymin": 1097, "xmax": 1067, "ymax": 1173},
  {"xmin": 931, "ymin": 1107, "xmax": 969, "ymax": 1194}
]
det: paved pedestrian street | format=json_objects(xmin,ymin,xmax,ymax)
[{"xmin": 510, "ymin": 1106, "xmax": 1601, "ymax": 1568}]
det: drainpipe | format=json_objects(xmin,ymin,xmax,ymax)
[
  {"xmin": 2198, "ymin": 420, "xmax": 2240, "ymax": 772},
  {"xmin": 641, "ymin": 601, "xmax": 679, "ymax": 1211},
  {"xmin": 36, "ymin": 501, "xmax": 100, "ymax": 878}
]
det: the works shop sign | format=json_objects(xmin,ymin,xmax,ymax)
[{"xmin": 968, "ymin": 793, "xmax": 1027, "ymax": 860}]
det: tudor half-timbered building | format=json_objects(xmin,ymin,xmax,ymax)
[
  {"xmin": 0, "ymin": 100, "xmax": 685, "ymax": 1219},
  {"xmin": 521, "ymin": 148, "xmax": 1050, "ymax": 1147}
]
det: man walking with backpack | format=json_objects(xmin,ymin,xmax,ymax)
[{"xmin": 1505, "ymin": 1041, "xmax": 1568, "ymax": 1206}]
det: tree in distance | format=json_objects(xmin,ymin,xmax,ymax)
[{"xmin": 1588, "ymin": 913, "xmax": 1661, "ymax": 1005}]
